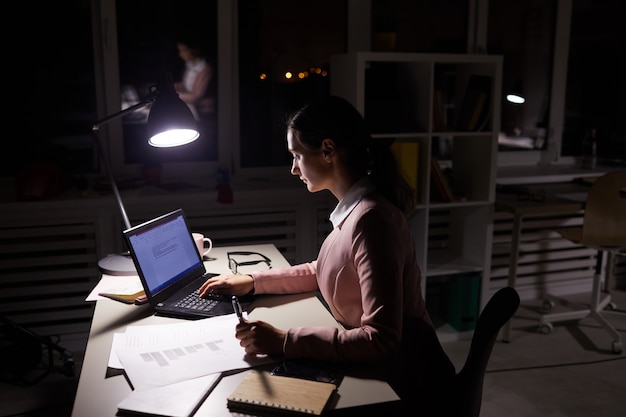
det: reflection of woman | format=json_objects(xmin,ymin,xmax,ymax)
[{"xmin": 174, "ymin": 40, "xmax": 214, "ymax": 119}]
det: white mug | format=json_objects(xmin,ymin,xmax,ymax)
[{"xmin": 192, "ymin": 233, "xmax": 213, "ymax": 258}]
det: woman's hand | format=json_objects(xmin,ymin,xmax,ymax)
[
  {"xmin": 235, "ymin": 319, "xmax": 287, "ymax": 356},
  {"xmin": 197, "ymin": 274, "xmax": 254, "ymax": 298}
]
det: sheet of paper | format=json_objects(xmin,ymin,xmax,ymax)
[
  {"xmin": 114, "ymin": 313, "xmax": 271, "ymax": 390},
  {"xmin": 117, "ymin": 373, "xmax": 221, "ymax": 417}
]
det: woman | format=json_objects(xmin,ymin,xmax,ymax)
[
  {"xmin": 198, "ymin": 95, "xmax": 455, "ymax": 413},
  {"xmin": 174, "ymin": 40, "xmax": 214, "ymax": 118}
]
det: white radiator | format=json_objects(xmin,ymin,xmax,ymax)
[{"xmin": 0, "ymin": 221, "xmax": 99, "ymax": 353}]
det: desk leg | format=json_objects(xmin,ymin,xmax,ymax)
[{"xmin": 502, "ymin": 214, "xmax": 522, "ymax": 343}]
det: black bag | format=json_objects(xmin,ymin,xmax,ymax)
[{"xmin": 0, "ymin": 316, "xmax": 74, "ymax": 386}]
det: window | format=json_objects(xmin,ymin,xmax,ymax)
[
  {"xmin": 488, "ymin": 0, "xmax": 557, "ymax": 152},
  {"xmin": 237, "ymin": 0, "xmax": 347, "ymax": 169},
  {"xmin": 561, "ymin": 0, "xmax": 625, "ymax": 165},
  {"xmin": 4, "ymin": 0, "xmax": 96, "ymax": 179},
  {"xmin": 7, "ymin": 1, "xmax": 621, "ymax": 189},
  {"xmin": 371, "ymin": 0, "xmax": 468, "ymax": 54},
  {"xmin": 116, "ymin": 0, "xmax": 218, "ymax": 167}
]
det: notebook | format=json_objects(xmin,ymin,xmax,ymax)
[
  {"xmin": 227, "ymin": 371, "xmax": 337, "ymax": 416},
  {"xmin": 123, "ymin": 208, "xmax": 251, "ymax": 320}
]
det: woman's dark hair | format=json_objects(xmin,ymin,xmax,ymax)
[{"xmin": 286, "ymin": 95, "xmax": 415, "ymax": 216}]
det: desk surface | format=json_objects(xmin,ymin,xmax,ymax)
[
  {"xmin": 72, "ymin": 244, "xmax": 399, "ymax": 417},
  {"xmin": 495, "ymin": 181, "xmax": 589, "ymax": 216}
]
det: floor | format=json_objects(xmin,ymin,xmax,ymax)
[{"xmin": 1, "ymin": 289, "xmax": 625, "ymax": 417}]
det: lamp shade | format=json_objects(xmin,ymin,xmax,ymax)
[{"xmin": 146, "ymin": 75, "xmax": 200, "ymax": 147}]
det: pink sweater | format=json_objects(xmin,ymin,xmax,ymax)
[
  {"xmin": 253, "ymin": 192, "xmax": 455, "ymax": 407},
  {"xmin": 253, "ymin": 192, "xmax": 444, "ymax": 365}
]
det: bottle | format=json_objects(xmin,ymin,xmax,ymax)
[
  {"xmin": 216, "ymin": 167, "xmax": 233, "ymax": 203},
  {"xmin": 581, "ymin": 127, "xmax": 597, "ymax": 169}
]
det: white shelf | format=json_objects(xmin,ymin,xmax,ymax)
[{"xmin": 331, "ymin": 52, "xmax": 502, "ymax": 339}]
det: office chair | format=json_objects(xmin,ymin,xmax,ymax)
[
  {"xmin": 538, "ymin": 170, "xmax": 626, "ymax": 354},
  {"xmin": 453, "ymin": 286, "xmax": 520, "ymax": 417}
]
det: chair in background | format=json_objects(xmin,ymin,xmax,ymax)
[
  {"xmin": 539, "ymin": 171, "xmax": 626, "ymax": 354},
  {"xmin": 453, "ymin": 286, "xmax": 520, "ymax": 417}
]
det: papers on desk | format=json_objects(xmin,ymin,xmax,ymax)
[
  {"xmin": 111, "ymin": 314, "xmax": 273, "ymax": 391},
  {"xmin": 111, "ymin": 313, "xmax": 273, "ymax": 416},
  {"xmin": 117, "ymin": 373, "xmax": 221, "ymax": 417}
]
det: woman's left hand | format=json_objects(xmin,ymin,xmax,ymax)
[{"xmin": 235, "ymin": 319, "xmax": 286, "ymax": 356}]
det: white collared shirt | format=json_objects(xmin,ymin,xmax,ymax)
[
  {"xmin": 329, "ymin": 176, "xmax": 375, "ymax": 228},
  {"xmin": 183, "ymin": 59, "xmax": 207, "ymax": 92}
]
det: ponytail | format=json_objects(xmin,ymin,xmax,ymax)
[{"xmin": 368, "ymin": 140, "xmax": 416, "ymax": 216}]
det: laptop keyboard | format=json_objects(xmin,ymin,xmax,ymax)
[{"xmin": 174, "ymin": 291, "xmax": 225, "ymax": 311}]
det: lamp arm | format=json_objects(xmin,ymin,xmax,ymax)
[
  {"xmin": 90, "ymin": 91, "xmax": 156, "ymax": 230},
  {"xmin": 91, "ymin": 129, "xmax": 132, "ymax": 230},
  {"xmin": 91, "ymin": 94, "xmax": 154, "ymax": 129}
]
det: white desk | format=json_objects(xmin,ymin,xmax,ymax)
[
  {"xmin": 495, "ymin": 184, "xmax": 586, "ymax": 342},
  {"xmin": 72, "ymin": 244, "xmax": 400, "ymax": 417}
]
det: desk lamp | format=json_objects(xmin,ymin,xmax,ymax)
[{"xmin": 94, "ymin": 74, "xmax": 199, "ymax": 275}]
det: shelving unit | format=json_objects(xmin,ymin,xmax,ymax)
[{"xmin": 331, "ymin": 52, "xmax": 502, "ymax": 340}]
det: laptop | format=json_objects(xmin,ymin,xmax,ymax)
[{"xmin": 123, "ymin": 208, "xmax": 251, "ymax": 320}]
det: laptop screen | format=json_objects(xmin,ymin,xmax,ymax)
[{"xmin": 125, "ymin": 210, "xmax": 202, "ymax": 295}]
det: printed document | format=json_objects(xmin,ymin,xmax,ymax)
[{"xmin": 113, "ymin": 313, "xmax": 272, "ymax": 390}]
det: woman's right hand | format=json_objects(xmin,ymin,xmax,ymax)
[{"xmin": 197, "ymin": 274, "xmax": 254, "ymax": 298}]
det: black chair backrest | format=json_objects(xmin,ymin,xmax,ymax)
[{"xmin": 455, "ymin": 286, "xmax": 520, "ymax": 417}]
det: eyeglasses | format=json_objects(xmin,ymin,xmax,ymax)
[{"xmin": 227, "ymin": 251, "xmax": 272, "ymax": 274}]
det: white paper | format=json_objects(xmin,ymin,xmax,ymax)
[
  {"xmin": 117, "ymin": 373, "xmax": 221, "ymax": 417},
  {"xmin": 114, "ymin": 313, "xmax": 271, "ymax": 390}
]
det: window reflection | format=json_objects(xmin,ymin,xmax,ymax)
[
  {"xmin": 116, "ymin": 0, "xmax": 218, "ymax": 166},
  {"xmin": 488, "ymin": 0, "xmax": 556, "ymax": 152}
]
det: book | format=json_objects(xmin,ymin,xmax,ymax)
[
  {"xmin": 455, "ymin": 75, "xmax": 492, "ymax": 131},
  {"xmin": 391, "ymin": 141, "xmax": 419, "ymax": 190},
  {"xmin": 430, "ymin": 158, "xmax": 454, "ymax": 203},
  {"xmin": 227, "ymin": 371, "xmax": 337, "ymax": 416},
  {"xmin": 99, "ymin": 289, "xmax": 145, "ymax": 304},
  {"xmin": 432, "ymin": 89, "xmax": 446, "ymax": 131}
]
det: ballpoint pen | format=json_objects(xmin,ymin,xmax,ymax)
[{"xmin": 231, "ymin": 295, "xmax": 244, "ymax": 323}]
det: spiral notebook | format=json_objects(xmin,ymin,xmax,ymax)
[{"xmin": 227, "ymin": 371, "xmax": 337, "ymax": 416}]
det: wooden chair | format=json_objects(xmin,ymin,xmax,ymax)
[
  {"xmin": 453, "ymin": 286, "xmax": 520, "ymax": 417},
  {"xmin": 539, "ymin": 171, "xmax": 626, "ymax": 354}
]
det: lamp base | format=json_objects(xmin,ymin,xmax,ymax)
[{"xmin": 98, "ymin": 253, "xmax": 137, "ymax": 276}]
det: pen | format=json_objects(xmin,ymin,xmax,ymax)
[{"xmin": 231, "ymin": 295, "xmax": 244, "ymax": 323}]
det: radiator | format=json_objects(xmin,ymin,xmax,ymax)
[{"xmin": 0, "ymin": 220, "xmax": 99, "ymax": 353}]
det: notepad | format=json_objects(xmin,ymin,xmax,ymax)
[
  {"xmin": 117, "ymin": 373, "xmax": 221, "ymax": 417},
  {"xmin": 227, "ymin": 371, "xmax": 337, "ymax": 416},
  {"xmin": 99, "ymin": 289, "xmax": 145, "ymax": 304}
]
